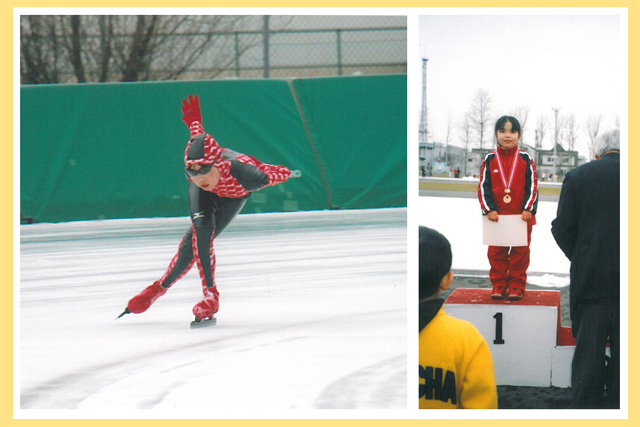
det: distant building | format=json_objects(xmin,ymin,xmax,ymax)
[
  {"xmin": 420, "ymin": 141, "xmax": 584, "ymax": 180},
  {"xmin": 467, "ymin": 147, "xmax": 492, "ymax": 178},
  {"xmin": 419, "ymin": 142, "xmax": 467, "ymax": 176},
  {"xmin": 535, "ymin": 144, "xmax": 582, "ymax": 182},
  {"xmin": 467, "ymin": 144, "xmax": 536, "ymax": 178},
  {"xmin": 466, "ymin": 143, "xmax": 583, "ymax": 181}
]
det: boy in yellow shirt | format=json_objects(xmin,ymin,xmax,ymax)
[{"xmin": 419, "ymin": 226, "xmax": 498, "ymax": 409}]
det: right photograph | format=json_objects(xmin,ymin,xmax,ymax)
[{"xmin": 418, "ymin": 13, "xmax": 624, "ymax": 410}]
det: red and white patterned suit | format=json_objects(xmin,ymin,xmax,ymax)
[{"xmin": 126, "ymin": 96, "xmax": 291, "ymax": 319}]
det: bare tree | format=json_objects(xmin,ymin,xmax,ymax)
[
  {"xmin": 533, "ymin": 116, "xmax": 548, "ymax": 166},
  {"xmin": 444, "ymin": 113, "xmax": 453, "ymax": 167},
  {"xmin": 513, "ymin": 105, "xmax": 530, "ymax": 145},
  {"xmin": 585, "ymin": 114, "xmax": 602, "ymax": 160},
  {"xmin": 20, "ymin": 16, "xmax": 63, "ymax": 83},
  {"xmin": 445, "ymin": 113, "xmax": 453, "ymax": 145},
  {"xmin": 459, "ymin": 110, "xmax": 473, "ymax": 176},
  {"xmin": 119, "ymin": 15, "xmax": 160, "ymax": 81},
  {"xmin": 97, "ymin": 16, "xmax": 113, "ymax": 82},
  {"xmin": 20, "ymin": 15, "xmax": 262, "ymax": 84},
  {"xmin": 69, "ymin": 16, "xmax": 87, "ymax": 82},
  {"xmin": 562, "ymin": 114, "xmax": 580, "ymax": 152},
  {"xmin": 469, "ymin": 89, "xmax": 492, "ymax": 149}
]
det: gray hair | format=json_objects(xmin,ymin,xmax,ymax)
[{"xmin": 594, "ymin": 128, "xmax": 620, "ymax": 158}]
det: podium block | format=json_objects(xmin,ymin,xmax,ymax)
[
  {"xmin": 552, "ymin": 346, "xmax": 574, "ymax": 387},
  {"xmin": 445, "ymin": 288, "xmax": 574, "ymax": 387}
]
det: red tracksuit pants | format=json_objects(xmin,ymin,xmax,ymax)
[{"xmin": 488, "ymin": 224, "xmax": 533, "ymax": 292}]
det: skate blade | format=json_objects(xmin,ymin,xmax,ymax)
[{"xmin": 190, "ymin": 317, "xmax": 217, "ymax": 329}]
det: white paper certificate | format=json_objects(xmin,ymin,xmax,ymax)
[{"xmin": 482, "ymin": 214, "xmax": 528, "ymax": 247}]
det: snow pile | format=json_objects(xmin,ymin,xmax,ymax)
[{"xmin": 417, "ymin": 197, "xmax": 570, "ymax": 279}]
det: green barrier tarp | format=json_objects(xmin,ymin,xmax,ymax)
[
  {"xmin": 292, "ymin": 75, "xmax": 407, "ymax": 209},
  {"xmin": 21, "ymin": 80, "xmax": 325, "ymax": 222},
  {"xmin": 21, "ymin": 75, "xmax": 407, "ymax": 223}
]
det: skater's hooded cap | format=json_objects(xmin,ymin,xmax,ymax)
[{"xmin": 184, "ymin": 134, "xmax": 224, "ymax": 168}]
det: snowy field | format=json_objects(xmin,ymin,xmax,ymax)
[
  {"xmin": 417, "ymin": 197, "xmax": 571, "ymax": 287},
  {"xmin": 18, "ymin": 208, "xmax": 407, "ymax": 415}
]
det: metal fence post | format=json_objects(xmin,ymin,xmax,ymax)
[
  {"xmin": 234, "ymin": 32, "xmax": 240, "ymax": 78},
  {"xmin": 263, "ymin": 15, "xmax": 270, "ymax": 78},
  {"xmin": 337, "ymin": 29, "xmax": 343, "ymax": 76}
]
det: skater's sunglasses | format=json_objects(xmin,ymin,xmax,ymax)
[{"xmin": 185, "ymin": 164, "xmax": 214, "ymax": 178}]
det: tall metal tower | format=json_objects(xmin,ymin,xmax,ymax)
[{"xmin": 419, "ymin": 58, "xmax": 429, "ymax": 145}]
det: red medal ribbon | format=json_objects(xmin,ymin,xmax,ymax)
[{"xmin": 495, "ymin": 148, "xmax": 519, "ymax": 195}]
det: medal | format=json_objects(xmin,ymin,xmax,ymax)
[
  {"xmin": 503, "ymin": 189, "xmax": 511, "ymax": 204},
  {"xmin": 495, "ymin": 148, "xmax": 519, "ymax": 205}
]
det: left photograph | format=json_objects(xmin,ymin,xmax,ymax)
[{"xmin": 18, "ymin": 15, "xmax": 407, "ymax": 411}]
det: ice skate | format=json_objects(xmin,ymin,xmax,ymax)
[
  {"xmin": 118, "ymin": 280, "xmax": 168, "ymax": 318},
  {"xmin": 190, "ymin": 286, "xmax": 219, "ymax": 328},
  {"xmin": 190, "ymin": 316, "xmax": 217, "ymax": 328}
]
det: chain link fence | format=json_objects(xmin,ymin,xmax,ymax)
[
  {"xmin": 20, "ymin": 15, "xmax": 407, "ymax": 83},
  {"xmin": 207, "ymin": 27, "xmax": 407, "ymax": 79}
]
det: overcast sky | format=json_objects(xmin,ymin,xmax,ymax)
[{"xmin": 418, "ymin": 13, "xmax": 622, "ymax": 158}]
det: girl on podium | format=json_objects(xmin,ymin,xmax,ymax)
[{"xmin": 478, "ymin": 116, "xmax": 539, "ymax": 300}]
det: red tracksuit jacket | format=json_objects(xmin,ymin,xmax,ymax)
[{"xmin": 478, "ymin": 145, "xmax": 539, "ymax": 222}]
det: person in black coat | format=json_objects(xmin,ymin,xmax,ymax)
[{"xmin": 551, "ymin": 128, "xmax": 620, "ymax": 409}]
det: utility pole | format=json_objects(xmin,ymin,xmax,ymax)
[
  {"xmin": 552, "ymin": 107, "xmax": 561, "ymax": 180},
  {"xmin": 445, "ymin": 116, "xmax": 450, "ymax": 172},
  {"xmin": 534, "ymin": 129, "xmax": 540, "ymax": 167},
  {"xmin": 420, "ymin": 58, "xmax": 430, "ymax": 173}
]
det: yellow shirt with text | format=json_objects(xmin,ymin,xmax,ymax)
[{"xmin": 419, "ymin": 306, "xmax": 498, "ymax": 409}]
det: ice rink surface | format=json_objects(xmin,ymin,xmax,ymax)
[{"xmin": 19, "ymin": 208, "xmax": 407, "ymax": 413}]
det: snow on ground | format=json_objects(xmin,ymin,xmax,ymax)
[
  {"xmin": 18, "ymin": 208, "xmax": 407, "ymax": 415},
  {"xmin": 417, "ymin": 197, "xmax": 570, "ymax": 287}
]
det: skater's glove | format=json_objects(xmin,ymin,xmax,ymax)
[{"xmin": 181, "ymin": 94, "xmax": 202, "ymax": 127}]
